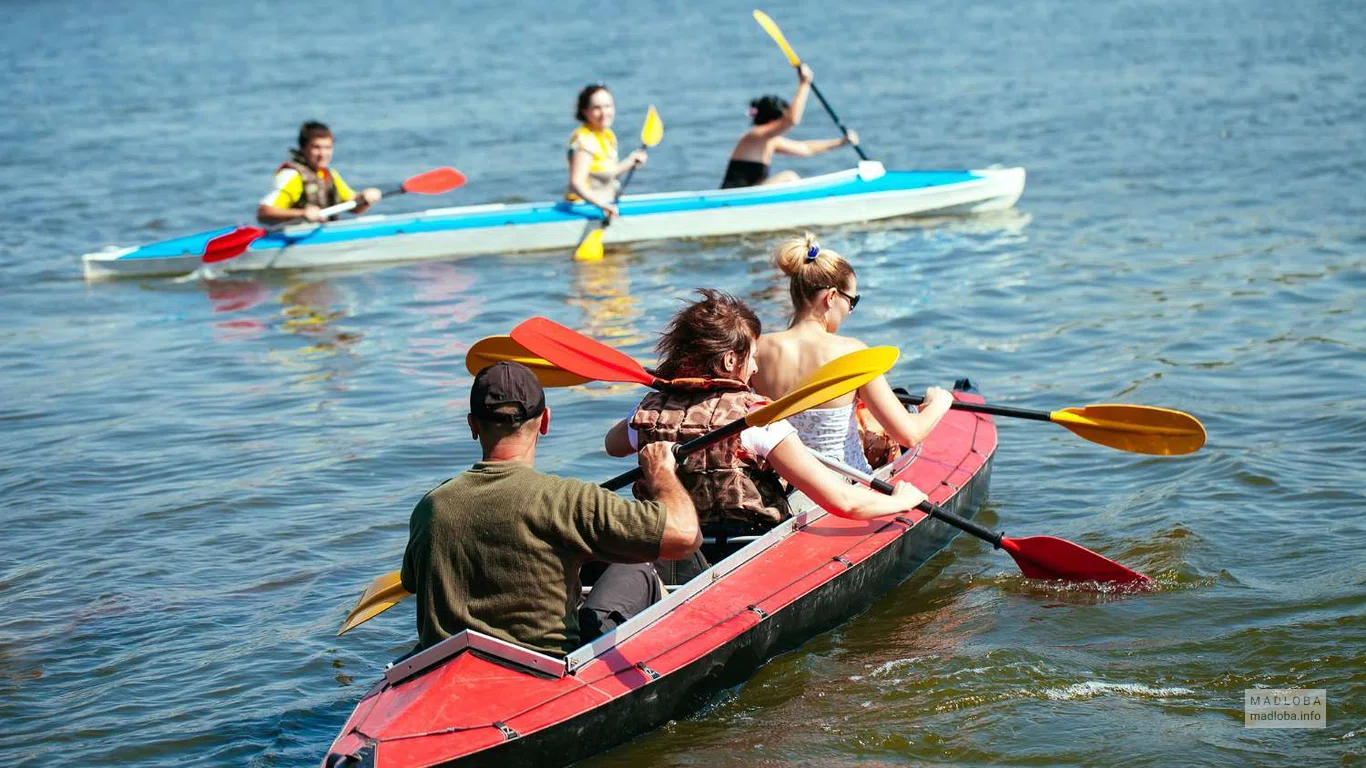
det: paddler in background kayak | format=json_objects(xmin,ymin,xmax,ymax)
[
  {"xmin": 401, "ymin": 362, "xmax": 700, "ymax": 657},
  {"xmin": 566, "ymin": 84, "xmax": 649, "ymax": 222},
  {"xmin": 256, "ymin": 121, "xmax": 382, "ymax": 225},
  {"xmin": 753, "ymin": 233, "xmax": 953, "ymax": 471},
  {"xmin": 603, "ymin": 289, "xmax": 930, "ymax": 587},
  {"xmin": 720, "ymin": 64, "xmax": 858, "ymax": 189}
]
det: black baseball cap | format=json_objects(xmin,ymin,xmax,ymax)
[{"xmin": 470, "ymin": 361, "xmax": 546, "ymax": 423}]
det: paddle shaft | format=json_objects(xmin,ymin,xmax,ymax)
[
  {"xmin": 895, "ymin": 388, "xmax": 1052, "ymax": 424},
  {"xmin": 313, "ymin": 180, "xmax": 407, "ymax": 219},
  {"xmin": 602, "ymin": 142, "xmax": 648, "ymax": 226},
  {"xmin": 602, "ymin": 417, "xmax": 746, "ymax": 491},
  {"xmin": 807, "ymin": 81, "xmax": 869, "ymax": 161},
  {"xmin": 809, "ymin": 452, "xmax": 1004, "ymax": 547}
]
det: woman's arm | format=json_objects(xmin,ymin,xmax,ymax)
[
  {"xmin": 568, "ymin": 149, "xmax": 619, "ymax": 218},
  {"xmin": 787, "ymin": 63, "xmax": 814, "ymax": 129},
  {"xmin": 605, "ymin": 418, "xmax": 635, "ymax": 457},
  {"xmin": 615, "ymin": 149, "xmax": 647, "ymax": 177},
  {"xmin": 772, "ymin": 129, "xmax": 857, "ymax": 158},
  {"xmin": 766, "ymin": 433, "xmax": 927, "ymax": 520},
  {"xmin": 860, "ymin": 376, "xmax": 953, "ymax": 448},
  {"xmin": 746, "ymin": 63, "xmax": 815, "ymax": 141}
]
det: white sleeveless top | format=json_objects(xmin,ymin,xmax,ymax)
[{"xmin": 785, "ymin": 403, "xmax": 871, "ymax": 474}]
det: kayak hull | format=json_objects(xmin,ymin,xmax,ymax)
[
  {"xmin": 83, "ymin": 165, "xmax": 1025, "ymax": 279},
  {"xmin": 322, "ymin": 385, "xmax": 997, "ymax": 768}
]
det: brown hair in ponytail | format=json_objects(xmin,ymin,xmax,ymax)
[{"xmin": 772, "ymin": 232, "xmax": 856, "ymax": 311}]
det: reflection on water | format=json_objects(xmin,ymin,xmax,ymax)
[
  {"xmin": 566, "ymin": 254, "xmax": 654, "ymax": 397},
  {"xmin": 204, "ymin": 277, "xmax": 362, "ymax": 358},
  {"xmin": 278, "ymin": 281, "xmax": 363, "ymax": 354},
  {"xmin": 400, "ymin": 261, "xmax": 484, "ymax": 389},
  {"xmin": 568, "ymin": 255, "xmax": 645, "ymax": 347}
]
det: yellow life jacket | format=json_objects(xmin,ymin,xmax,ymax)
[{"xmin": 566, "ymin": 126, "xmax": 619, "ymax": 201}]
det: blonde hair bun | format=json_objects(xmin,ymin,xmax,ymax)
[
  {"xmin": 771, "ymin": 232, "xmax": 823, "ymax": 276},
  {"xmin": 771, "ymin": 232, "xmax": 856, "ymax": 310}
]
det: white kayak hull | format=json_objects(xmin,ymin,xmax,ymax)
[{"xmin": 81, "ymin": 164, "xmax": 1025, "ymax": 280}]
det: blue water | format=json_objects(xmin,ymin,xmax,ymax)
[{"xmin": 1, "ymin": 0, "xmax": 1362, "ymax": 765}]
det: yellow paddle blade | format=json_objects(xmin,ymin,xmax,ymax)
[
  {"xmin": 1051, "ymin": 404, "xmax": 1208, "ymax": 456},
  {"xmin": 752, "ymin": 10, "xmax": 802, "ymax": 66},
  {"xmin": 338, "ymin": 570, "xmax": 413, "ymax": 635},
  {"xmin": 640, "ymin": 105, "xmax": 664, "ymax": 148},
  {"xmin": 465, "ymin": 335, "xmax": 591, "ymax": 387},
  {"xmin": 574, "ymin": 227, "xmax": 605, "ymax": 262},
  {"xmin": 749, "ymin": 346, "xmax": 899, "ymax": 426}
]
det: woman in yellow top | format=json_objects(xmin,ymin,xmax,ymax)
[{"xmin": 567, "ymin": 84, "xmax": 648, "ymax": 221}]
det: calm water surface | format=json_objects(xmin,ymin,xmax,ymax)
[{"xmin": 1, "ymin": 0, "xmax": 1362, "ymax": 765}]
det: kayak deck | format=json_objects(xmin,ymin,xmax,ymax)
[{"xmin": 322, "ymin": 386, "xmax": 996, "ymax": 767}]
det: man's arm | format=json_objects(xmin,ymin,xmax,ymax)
[
  {"xmin": 636, "ymin": 441, "xmax": 700, "ymax": 558},
  {"xmin": 256, "ymin": 169, "xmax": 320, "ymax": 224},
  {"xmin": 332, "ymin": 170, "xmax": 381, "ymax": 215}
]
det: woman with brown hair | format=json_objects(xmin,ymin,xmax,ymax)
[
  {"xmin": 566, "ymin": 83, "xmax": 649, "ymax": 221},
  {"xmin": 753, "ymin": 233, "xmax": 953, "ymax": 473},
  {"xmin": 604, "ymin": 289, "xmax": 930, "ymax": 542}
]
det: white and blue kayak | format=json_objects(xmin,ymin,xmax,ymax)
[{"xmin": 80, "ymin": 162, "xmax": 1024, "ymax": 280}]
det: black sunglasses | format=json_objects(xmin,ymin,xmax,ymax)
[{"xmin": 834, "ymin": 288, "xmax": 861, "ymax": 310}]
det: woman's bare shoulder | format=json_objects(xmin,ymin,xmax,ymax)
[
  {"xmin": 757, "ymin": 330, "xmax": 795, "ymax": 357},
  {"xmin": 833, "ymin": 334, "xmax": 869, "ymax": 353}
]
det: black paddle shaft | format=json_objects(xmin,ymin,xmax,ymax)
[
  {"xmin": 599, "ymin": 142, "xmax": 648, "ymax": 230},
  {"xmin": 894, "ymin": 387, "xmax": 1053, "ymax": 424},
  {"xmin": 607, "ymin": 408, "xmax": 1005, "ymax": 548},
  {"xmin": 602, "ymin": 416, "xmax": 747, "ymax": 491},
  {"xmin": 810, "ymin": 82, "xmax": 869, "ymax": 161},
  {"xmin": 864, "ymin": 476, "xmax": 1005, "ymax": 548}
]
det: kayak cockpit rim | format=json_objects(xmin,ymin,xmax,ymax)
[
  {"xmin": 564, "ymin": 441, "xmax": 923, "ymax": 673},
  {"xmin": 385, "ymin": 629, "xmax": 568, "ymax": 683},
  {"xmin": 378, "ymin": 503, "xmax": 839, "ymax": 684},
  {"xmin": 564, "ymin": 498, "xmax": 832, "ymax": 673},
  {"xmin": 356, "ymin": 443, "xmax": 931, "ymax": 687}
]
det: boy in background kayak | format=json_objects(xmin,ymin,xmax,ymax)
[{"xmin": 256, "ymin": 121, "xmax": 382, "ymax": 225}]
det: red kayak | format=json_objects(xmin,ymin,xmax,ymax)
[{"xmin": 323, "ymin": 383, "xmax": 996, "ymax": 767}]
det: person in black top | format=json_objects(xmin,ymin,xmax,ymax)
[{"xmin": 720, "ymin": 64, "xmax": 858, "ymax": 189}]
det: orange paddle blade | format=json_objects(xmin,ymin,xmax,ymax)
[
  {"xmin": 400, "ymin": 167, "xmax": 467, "ymax": 195},
  {"xmin": 512, "ymin": 316, "xmax": 656, "ymax": 387},
  {"xmin": 465, "ymin": 335, "xmax": 591, "ymax": 387}
]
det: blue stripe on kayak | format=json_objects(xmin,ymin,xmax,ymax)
[{"xmin": 120, "ymin": 170, "xmax": 981, "ymax": 260}]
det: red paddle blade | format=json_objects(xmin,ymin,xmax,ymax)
[
  {"xmin": 1000, "ymin": 535, "xmax": 1153, "ymax": 586},
  {"xmin": 511, "ymin": 317, "xmax": 655, "ymax": 386},
  {"xmin": 202, "ymin": 227, "xmax": 267, "ymax": 263},
  {"xmin": 400, "ymin": 167, "xmax": 466, "ymax": 195}
]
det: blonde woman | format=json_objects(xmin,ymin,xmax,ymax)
[{"xmin": 753, "ymin": 233, "xmax": 952, "ymax": 472}]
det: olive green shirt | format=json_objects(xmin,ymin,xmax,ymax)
[{"xmin": 401, "ymin": 461, "xmax": 667, "ymax": 657}]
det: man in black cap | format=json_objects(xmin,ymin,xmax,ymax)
[{"xmin": 401, "ymin": 361, "xmax": 699, "ymax": 657}]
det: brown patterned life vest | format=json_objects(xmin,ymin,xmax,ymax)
[
  {"xmin": 279, "ymin": 154, "xmax": 341, "ymax": 209},
  {"xmin": 629, "ymin": 378, "xmax": 790, "ymax": 529}
]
